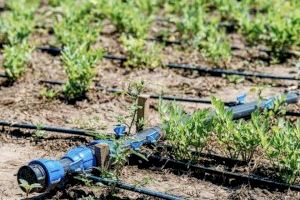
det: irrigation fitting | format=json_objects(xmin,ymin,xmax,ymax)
[{"xmin": 17, "ymin": 127, "xmax": 162, "ymax": 193}]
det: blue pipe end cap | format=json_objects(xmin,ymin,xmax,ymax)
[
  {"xmin": 114, "ymin": 125, "xmax": 126, "ymax": 137},
  {"xmin": 30, "ymin": 159, "xmax": 64, "ymax": 186}
]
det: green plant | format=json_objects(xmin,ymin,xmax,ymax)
[
  {"xmin": 120, "ymin": 35, "xmax": 162, "ymax": 68},
  {"xmin": 212, "ymin": 97, "xmax": 267, "ymax": 161},
  {"xmin": 110, "ymin": 139, "xmax": 147, "ymax": 179},
  {"xmin": 74, "ymin": 173, "xmax": 93, "ymax": 187},
  {"xmin": 54, "ymin": 14, "xmax": 101, "ymax": 48},
  {"xmin": 116, "ymin": 81, "xmax": 145, "ymax": 134},
  {"xmin": 237, "ymin": 0, "xmax": 300, "ymax": 61},
  {"xmin": 226, "ymin": 75, "xmax": 245, "ymax": 84},
  {"xmin": 159, "ymin": 101, "xmax": 213, "ymax": 160},
  {"xmin": 98, "ymin": 0, "xmax": 152, "ymax": 38},
  {"xmin": 33, "ymin": 124, "xmax": 47, "ymax": 139},
  {"xmin": 40, "ymin": 87, "xmax": 58, "ymax": 100},
  {"xmin": 171, "ymin": 1, "xmax": 231, "ymax": 64},
  {"xmin": 0, "ymin": 0, "xmax": 38, "ymax": 45},
  {"xmin": 262, "ymin": 120, "xmax": 300, "ymax": 184},
  {"xmin": 18, "ymin": 179, "xmax": 42, "ymax": 197},
  {"xmin": 3, "ymin": 41, "xmax": 32, "ymax": 82},
  {"xmin": 62, "ymin": 44, "xmax": 103, "ymax": 101}
]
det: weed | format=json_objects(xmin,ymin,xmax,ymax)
[
  {"xmin": 74, "ymin": 173, "xmax": 93, "ymax": 187},
  {"xmin": 226, "ymin": 75, "xmax": 245, "ymax": 84},
  {"xmin": 110, "ymin": 139, "xmax": 147, "ymax": 179},
  {"xmin": 33, "ymin": 124, "xmax": 47, "ymax": 139},
  {"xmin": 40, "ymin": 87, "xmax": 58, "ymax": 100},
  {"xmin": 19, "ymin": 178, "xmax": 41, "ymax": 197}
]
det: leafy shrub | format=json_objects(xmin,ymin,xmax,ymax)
[
  {"xmin": 54, "ymin": 14, "xmax": 100, "ymax": 48},
  {"xmin": 120, "ymin": 35, "xmax": 162, "ymax": 68},
  {"xmin": 62, "ymin": 44, "xmax": 103, "ymax": 100},
  {"xmin": 262, "ymin": 120, "xmax": 300, "ymax": 184},
  {"xmin": 0, "ymin": 13, "xmax": 35, "ymax": 45},
  {"xmin": 159, "ymin": 101, "xmax": 213, "ymax": 160},
  {"xmin": 96, "ymin": 0, "xmax": 152, "ymax": 38},
  {"xmin": 170, "ymin": 1, "xmax": 231, "ymax": 64},
  {"xmin": 211, "ymin": 97, "xmax": 266, "ymax": 161},
  {"xmin": 0, "ymin": 0, "xmax": 38, "ymax": 45},
  {"xmin": 237, "ymin": 0, "xmax": 300, "ymax": 60},
  {"xmin": 3, "ymin": 41, "xmax": 32, "ymax": 81}
]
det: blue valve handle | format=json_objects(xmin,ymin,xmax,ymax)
[{"xmin": 17, "ymin": 126, "xmax": 162, "ymax": 193}]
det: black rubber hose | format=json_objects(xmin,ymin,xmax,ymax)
[
  {"xmin": 167, "ymin": 63, "xmax": 300, "ymax": 81},
  {"xmin": 87, "ymin": 175, "xmax": 185, "ymax": 200},
  {"xmin": 40, "ymin": 79, "xmax": 238, "ymax": 106},
  {"xmin": 36, "ymin": 46, "xmax": 300, "ymax": 81},
  {"xmin": 144, "ymin": 154, "xmax": 300, "ymax": 191},
  {"xmin": 0, "ymin": 120, "xmax": 94, "ymax": 136}
]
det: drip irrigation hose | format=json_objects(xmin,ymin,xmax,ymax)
[
  {"xmin": 87, "ymin": 175, "xmax": 184, "ymax": 200},
  {"xmin": 285, "ymin": 111, "xmax": 300, "ymax": 117},
  {"xmin": 159, "ymin": 144, "xmax": 248, "ymax": 166},
  {"xmin": 37, "ymin": 46, "xmax": 300, "ymax": 81},
  {"xmin": 0, "ymin": 120, "xmax": 94, "ymax": 137},
  {"xmin": 40, "ymin": 79, "xmax": 238, "ymax": 106},
  {"xmin": 39, "ymin": 79, "xmax": 300, "ymax": 116},
  {"xmin": 167, "ymin": 63, "xmax": 300, "ymax": 81},
  {"xmin": 135, "ymin": 154, "xmax": 300, "ymax": 191}
]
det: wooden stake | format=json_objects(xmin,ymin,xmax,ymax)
[
  {"xmin": 136, "ymin": 94, "xmax": 150, "ymax": 132},
  {"xmin": 94, "ymin": 143, "xmax": 110, "ymax": 170}
]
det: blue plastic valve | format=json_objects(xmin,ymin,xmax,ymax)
[
  {"xmin": 262, "ymin": 98, "xmax": 274, "ymax": 109},
  {"xmin": 146, "ymin": 132, "xmax": 159, "ymax": 143},
  {"xmin": 114, "ymin": 125, "xmax": 126, "ymax": 138},
  {"xmin": 130, "ymin": 141, "xmax": 143, "ymax": 150},
  {"xmin": 236, "ymin": 93, "xmax": 247, "ymax": 104}
]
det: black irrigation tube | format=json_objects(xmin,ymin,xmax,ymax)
[
  {"xmin": 87, "ymin": 175, "xmax": 184, "ymax": 200},
  {"xmin": 158, "ymin": 144, "xmax": 248, "ymax": 166},
  {"xmin": 40, "ymin": 79, "xmax": 238, "ymax": 106},
  {"xmin": 0, "ymin": 120, "xmax": 94, "ymax": 137},
  {"xmin": 132, "ymin": 154, "xmax": 300, "ymax": 192},
  {"xmin": 286, "ymin": 111, "xmax": 300, "ymax": 117},
  {"xmin": 1, "ymin": 75, "xmax": 299, "ymax": 115},
  {"xmin": 37, "ymin": 46, "xmax": 300, "ymax": 81},
  {"xmin": 167, "ymin": 63, "xmax": 300, "ymax": 81}
]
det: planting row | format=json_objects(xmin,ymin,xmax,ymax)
[
  {"xmin": 0, "ymin": 0, "xmax": 299, "ymax": 102},
  {"xmin": 11, "ymin": 92, "xmax": 299, "ymax": 198},
  {"xmin": 160, "ymin": 95, "xmax": 300, "ymax": 184}
]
